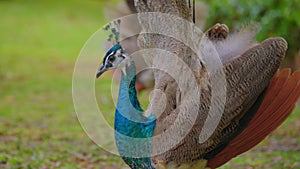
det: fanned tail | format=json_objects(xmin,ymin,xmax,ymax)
[{"xmin": 207, "ymin": 69, "xmax": 300, "ymax": 168}]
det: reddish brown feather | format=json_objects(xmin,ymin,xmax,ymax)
[
  {"xmin": 231, "ymin": 69, "xmax": 299, "ymax": 145},
  {"xmin": 207, "ymin": 69, "xmax": 300, "ymax": 168}
]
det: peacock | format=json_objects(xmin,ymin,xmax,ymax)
[
  {"xmin": 96, "ymin": 20, "xmax": 300, "ymax": 169},
  {"xmin": 96, "ymin": 0, "xmax": 300, "ymax": 166}
]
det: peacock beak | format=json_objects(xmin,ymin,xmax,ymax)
[{"xmin": 96, "ymin": 64, "xmax": 106, "ymax": 78}]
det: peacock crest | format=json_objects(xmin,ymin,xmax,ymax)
[{"xmin": 103, "ymin": 19, "xmax": 121, "ymax": 45}]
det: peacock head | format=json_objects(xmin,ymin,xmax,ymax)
[{"xmin": 96, "ymin": 44, "xmax": 130, "ymax": 78}]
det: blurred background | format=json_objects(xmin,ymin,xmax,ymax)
[{"xmin": 0, "ymin": 0, "xmax": 299, "ymax": 168}]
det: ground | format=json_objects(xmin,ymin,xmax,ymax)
[{"xmin": 0, "ymin": 1, "xmax": 299, "ymax": 169}]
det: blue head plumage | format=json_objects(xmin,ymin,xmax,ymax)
[{"xmin": 104, "ymin": 44, "xmax": 122, "ymax": 59}]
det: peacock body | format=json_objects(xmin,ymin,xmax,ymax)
[{"xmin": 96, "ymin": 23, "xmax": 300, "ymax": 168}]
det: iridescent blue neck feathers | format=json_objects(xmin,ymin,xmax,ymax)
[{"xmin": 114, "ymin": 59, "xmax": 156, "ymax": 169}]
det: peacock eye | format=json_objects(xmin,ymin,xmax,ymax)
[{"xmin": 108, "ymin": 56, "xmax": 115, "ymax": 62}]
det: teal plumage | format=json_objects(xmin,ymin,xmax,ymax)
[
  {"xmin": 101, "ymin": 47, "xmax": 156, "ymax": 169},
  {"xmin": 104, "ymin": 45, "xmax": 122, "ymax": 59}
]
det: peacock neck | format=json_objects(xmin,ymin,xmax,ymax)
[
  {"xmin": 118, "ymin": 59, "xmax": 143, "ymax": 113},
  {"xmin": 114, "ymin": 59, "xmax": 156, "ymax": 169}
]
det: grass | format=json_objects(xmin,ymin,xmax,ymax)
[
  {"xmin": 0, "ymin": 1, "xmax": 299, "ymax": 169},
  {"xmin": 0, "ymin": 1, "xmax": 124, "ymax": 168}
]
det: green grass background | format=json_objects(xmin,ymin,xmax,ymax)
[{"xmin": 0, "ymin": 1, "xmax": 299, "ymax": 169}]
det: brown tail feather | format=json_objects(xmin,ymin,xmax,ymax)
[
  {"xmin": 207, "ymin": 69, "xmax": 300, "ymax": 168},
  {"xmin": 231, "ymin": 69, "xmax": 299, "ymax": 145}
]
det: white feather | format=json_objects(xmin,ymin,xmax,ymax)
[{"xmin": 213, "ymin": 26, "xmax": 259, "ymax": 64}]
